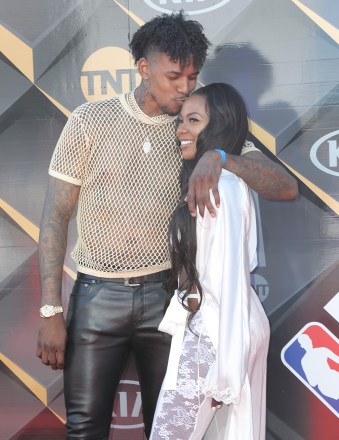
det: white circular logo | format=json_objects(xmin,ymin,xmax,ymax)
[
  {"xmin": 310, "ymin": 130, "xmax": 339, "ymax": 177},
  {"xmin": 144, "ymin": 0, "xmax": 231, "ymax": 15}
]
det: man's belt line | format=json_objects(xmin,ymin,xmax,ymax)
[{"xmin": 77, "ymin": 270, "xmax": 170, "ymax": 287}]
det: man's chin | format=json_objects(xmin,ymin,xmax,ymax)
[
  {"xmin": 161, "ymin": 103, "xmax": 182, "ymax": 117},
  {"xmin": 166, "ymin": 110, "xmax": 180, "ymax": 117}
]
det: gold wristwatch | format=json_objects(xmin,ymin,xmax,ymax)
[{"xmin": 39, "ymin": 304, "xmax": 64, "ymax": 318}]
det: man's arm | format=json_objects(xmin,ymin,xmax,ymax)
[
  {"xmin": 187, "ymin": 150, "xmax": 298, "ymax": 217},
  {"xmin": 36, "ymin": 177, "xmax": 80, "ymax": 370},
  {"xmin": 226, "ymin": 150, "xmax": 298, "ymax": 200}
]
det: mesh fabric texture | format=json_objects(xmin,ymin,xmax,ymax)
[
  {"xmin": 49, "ymin": 92, "xmax": 258, "ymax": 277},
  {"xmin": 49, "ymin": 92, "xmax": 181, "ymax": 277}
]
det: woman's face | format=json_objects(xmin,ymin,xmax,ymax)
[{"xmin": 176, "ymin": 94, "xmax": 209, "ymax": 160}]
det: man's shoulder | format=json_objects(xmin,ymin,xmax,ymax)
[
  {"xmin": 241, "ymin": 140, "xmax": 261, "ymax": 155},
  {"xmin": 72, "ymin": 96, "xmax": 123, "ymax": 119}
]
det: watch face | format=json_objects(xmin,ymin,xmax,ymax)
[{"xmin": 41, "ymin": 305, "xmax": 54, "ymax": 317}]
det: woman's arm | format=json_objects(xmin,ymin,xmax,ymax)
[{"xmin": 178, "ymin": 269, "xmax": 199, "ymax": 312}]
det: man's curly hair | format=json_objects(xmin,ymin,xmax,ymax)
[{"xmin": 129, "ymin": 11, "xmax": 211, "ymax": 71}]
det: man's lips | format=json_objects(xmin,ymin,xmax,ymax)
[{"xmin": 174, "ymin": 96, "xmax": 187, "ymax": 102}]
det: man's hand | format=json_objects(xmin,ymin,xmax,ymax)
[
  {"xmin": 36, "ymin": 314, "xmax": 67, "ymax": 370},
  {"xmin": 187, "ymin": 150, "xmax": 222, "ymax": 218}
]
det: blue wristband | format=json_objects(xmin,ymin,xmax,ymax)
[{"xmin": 214, "ymin": 149, "xmax": 226, "ymax": 167}]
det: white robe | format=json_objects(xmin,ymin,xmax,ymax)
[{"xmin": 157, "ymin": 170, "xmax": 270, "ymax": 440}]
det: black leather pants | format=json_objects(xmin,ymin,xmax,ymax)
[{"xmin": 64, "ymin": 276, "xmax": 172, "ymax": 440}]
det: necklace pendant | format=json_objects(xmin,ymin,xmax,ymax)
[{"xmin": 143, "ymin": 139, "xmax": 152, "ymax": 154}]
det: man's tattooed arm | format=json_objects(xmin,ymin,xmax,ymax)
[
  {"xmin": 39, "ymin": 177, "xmax": 80, "ymax": 305},
  {"xmin": 36, "ymin": 177, "xmax": 80, "ymax": 370},
  {"xmin": 187, "ymin": 150, "xmax": 298, "ymax": 218},
  {"xmin": 225, "ymin": 151, "xmax": 299, "ymax": 200}
]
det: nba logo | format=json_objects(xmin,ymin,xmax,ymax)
[{"xmin": 281, "ymin": 322, "xmax": 339, "ymax": 417}]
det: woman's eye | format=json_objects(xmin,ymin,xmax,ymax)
[{"xmin": 189, "ymin": 117, "xmax": 199, "ymax": 123}]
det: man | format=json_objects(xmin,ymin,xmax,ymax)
[{"xmin": 36, "ymin": 11, "xmax": 297, "ymax": 440}]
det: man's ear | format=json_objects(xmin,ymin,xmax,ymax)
[{"xmin": 137, "ymin": 57, "xmax": 150, "ymax": 80}]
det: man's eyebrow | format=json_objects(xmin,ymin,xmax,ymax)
[
  {"xmin": 166, "ymin": 69, "xmax": 182, "ymax": 74},
  {"xmin": 166, "ymin": 69, "xmax": 199, "ymax": 75}
]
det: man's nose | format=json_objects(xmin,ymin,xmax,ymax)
[{"xmin": 177, "ymin": 78, "xmax": 189, "ymax": 95}]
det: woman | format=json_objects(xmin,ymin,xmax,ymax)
[{"xmin": 150, "ymin": 83, "xmax": 270, "ymax": 440}]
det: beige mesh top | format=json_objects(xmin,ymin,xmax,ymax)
[{"xmin": 49, "ymin": 92, "xmax": 259, "ymax": 277}]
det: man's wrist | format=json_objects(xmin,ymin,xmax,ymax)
[
  {"xmin": 40, "ymin": 304, "xmax": 63, "ymax": 318},
  {"xmin": 214, "ymin": 149, "xmax": 226, "ymax": 167}
]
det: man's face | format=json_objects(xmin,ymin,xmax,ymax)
[{"xmin": 139, "ymin": 52, "xmax": 200, "ymax": 116}]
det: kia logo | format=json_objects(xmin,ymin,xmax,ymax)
[
  {"xmin": 310, "ymin": 130, "xmax": 339, "ymax": 176},
  {"xmin": 111, "ymin": 380, "xmax": 144, "ymax": 429}
]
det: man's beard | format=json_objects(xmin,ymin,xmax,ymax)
[{"xmin": 151, "ymin": 93, "xmax": 182, "ymax": 117}]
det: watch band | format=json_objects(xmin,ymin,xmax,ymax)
[{"xmin": 39, "ymin": 304, "xmax": 64, "ymax": 318}]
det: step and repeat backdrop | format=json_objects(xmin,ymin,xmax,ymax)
[{"xmin": 0, "ymin": 1, "xmax": 338, "ymax": 439}]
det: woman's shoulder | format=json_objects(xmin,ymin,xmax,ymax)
[
  {"xmin": 219, "ymin": 169, "xmax": 246, "ymax": 190},
  {"xmin": 218, "ymin": 170, "xmax": 250, "ymax": 205}
]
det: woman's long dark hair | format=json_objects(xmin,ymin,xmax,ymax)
[{"xmin": 167, "ymin": 83, "xmax": 249, "ymax": 318}]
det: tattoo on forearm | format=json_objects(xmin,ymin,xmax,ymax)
[
  {"xmin": 228, "ymin": 153, "xmax": 297, "ymax": 200},
  {"xmin": 39, "ymin": 180, "xmax": 79, "ymax": 303}
]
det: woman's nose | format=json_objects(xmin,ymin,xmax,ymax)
[{"xmin": 176, "ymin": 124, "xmax": 187, "ymax": 136}]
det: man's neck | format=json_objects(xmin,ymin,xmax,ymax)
[{"xmin": 134, "ymin": 85, "xmax": 164, "ymax": 117}]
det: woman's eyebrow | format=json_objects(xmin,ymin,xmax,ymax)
[{"xmin": 186, "ymin": 112, "xmax": 202, "ymax": 117}]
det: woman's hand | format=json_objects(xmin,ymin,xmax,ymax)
[{"xmin": 212, "ymin": 398, "xmax": 222, "ymax": 410}]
